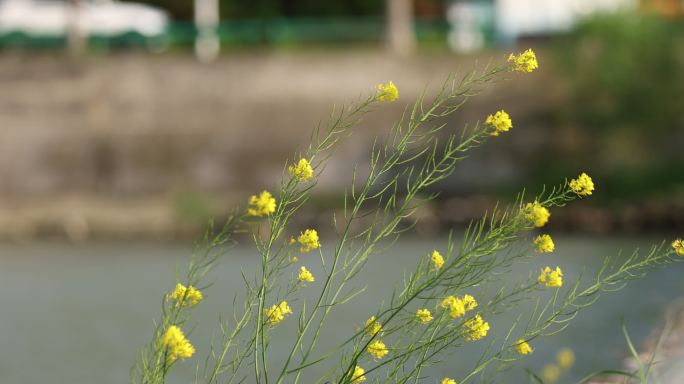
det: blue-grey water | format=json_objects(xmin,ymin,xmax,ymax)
[{"xmin": 0, "ymin": 235, "xmax": 682, "ymax": 384}]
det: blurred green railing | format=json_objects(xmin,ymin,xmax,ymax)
[{"xmin": 0, "ymin": 17, "xmax": 450, "ymax": 49}]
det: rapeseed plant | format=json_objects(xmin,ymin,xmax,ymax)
[{"xmin": 132, "ymin": 49, "xmax": 683, "ymax": 384}]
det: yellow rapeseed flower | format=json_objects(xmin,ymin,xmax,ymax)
[
  {"xmin": 542, "ymin": 364, "xmax": 561, "ymax": 383},
  {"xmin": 161, "ymin": 325, "xmax": 195, "ymax": 362},
  {"xmin": 247, "ymin": 191, "xmax": 277, "ymax": 217},
  {"xmin": 485, "ymin": 110, "xmax": 513, "ymax": 136},
  {"xmin": 364, "ymin": 316, "xmax": 383, "ymax": 337},
  {"xmin": 431, "ymin": 250, "xmax": 445, "ymax": 270},
  {"xmin": 416, "ymin": 308, "xmax": 433, "ymax": 324},
  {"xmin": 671, "ymin": 239, "xmax": 684, "ymax": 256},
  {"xmin": 278, "ymin": 301, "xmax": 292, "ymax": 315},
  {"xmin": 538, "ymin": 266, "xmax": 563, "ymax": 288},
  {"xmin": 462, "ymin": 294, "xmax": 478, "ymax": 311},
  {"xmin": 515, "ymin": 339, "xmax": 533, "ymax": 355},
  {"xmin": 352, "ymin": 365, "xmax": 366, "ymax": 383},
  {"xmin": 441, "ymin": 378, "xmax": 457, "ymax": 384},
  {"xmin": 376, "ymin": 81, "xmax": 399, "ymax": 102},
  {"xmin": 569, "ymin": 172, "xmax": 595, "ymax": 196},
  {"xmin": 441, "ymin": 294, "xmax": 478, "ymax": 319},
  {"xmin": 298, "ymin": 266, "xmax": 315, "ymax": 283},
  {"xmin": 464, "ymin": 315, "xmax": 490, "ymax": 342},
  {"xmin": 440, "ymin": 295, "xmax": 457, "ymax": 309},
  {"xmin": 557, "ymin": 348, "xmax": 576, "ymax": 370},
  {"xmin": 166, "ymin": 283, "xmax": 203, "ymax": 307},
  {"xmin": 265, "ymin": 301, "xmax": 293, "ymax": 326},
  {"xmin": 508, "ymin": 49, "xmax": 539, "ymax": 73},
  {"xmin": 288, "ymin": 158, "xmax": 314, "ymax": 182},
  {"xmin": 297, "ymin": 229, "xmax": 321, "ymax": 253},
  {"xmin": 367, "ymin": 340, "xmax": 389, "ymax": 360},
  {"xmin": 449, "ymin": 299, "xmax": 466, "ymax": 319},
  {"xmin": 523, "ymin": 201, "xmax": 550, "ymax": 228},
  {"xmin": 533, "ymin": 234, "xmax": 555, "ymax": 253}
]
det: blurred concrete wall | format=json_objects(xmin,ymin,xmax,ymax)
[{"xmin": 0, "ymin": 51, "xmax": 553, "ymax": 239}]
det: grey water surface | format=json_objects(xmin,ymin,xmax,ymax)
[{"xmin": 0, "ymin": 235, "xmax": 682, "ymax": 384}]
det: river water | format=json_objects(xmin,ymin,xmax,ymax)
[{"xmin": 0, "ymin": 235, "xmax": 681, "ymax": 383}]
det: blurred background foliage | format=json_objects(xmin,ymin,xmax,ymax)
[{"xmin": 549, "ymin": 12, "xmax": 684, "ymax": 204}]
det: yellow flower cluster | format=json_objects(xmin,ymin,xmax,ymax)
[
  {"xmin": 542, "ymin": 348, "xmax": 575, "ymax": 384},
  {"xmin": 485, "ymin": 110, "xmax": 513, "ymax": 136},
  {"xmin": 288, "ymin": 158, "xmax": 314, "ymax": 182},
  {"xmin": 557, "ymin": 348, "xmax": 575, "ymax": 369},
  {"xmin": 671, "ymin": 239, "xmax": 684, "ymax": 256},
  {"xmin": 542, "ymin": 364, "xmax": 561, "ymax": 383},
  {"xmin": 569, "ymin": 172, "xmax": 595, "ymax": 196},
  {"xmin": 367, "ymin": 340, "xmax": 389, "ymax": 360},
  {"xmin": 538, "ymin": 266, "xmax": 563, "ymax": 288},
  {"xmin": 441, "ymin": 378, "xmax": 457, "ymax": 384},
  {"xmin": 464, "ymin": 315, "xmax": 490, "ymax": 342},
  {"xmin": 265, "ymin": 301, "xmax": 292, "ymax": 326},
  {"xmin": 364, "ymin": 316, "xmax": 383, "ymax": 337},
  {"xmin": 297, "ymin": 229, "xmax": 321, "ymax": 253},
  {"xmin": 524, "ymin": 201, "xmax": 550, "ymax": 228},
  {"xmin": 161, "ymin": 325, "xmax": 195, "ymax": 363},
  {"xmin": 298, "ymin": 266, "xmax": 315, "ymax": 283},
  {"xmin": 508, "ymin": 49, "xmax": 539, "ymax": 73},
  {"xmin": 247, "ymin": 191, "xmax": 277, "ymax": 217},
  {"xmin": 515, "ymin": 339, "xmax": 534, "ymax": 355},
  {"xmin": 430, "ymin": 250, "xmax": 445, "ymax": 270},
  {"xmin": 534, "ymin": 234, "xmax": 555, "ymax": 253},
  {"xmin": 166, "ymin": 283, "xmax": 203, "ymax": 307},
  {"xmin": 441, "ymin": 294, "xmax": 478, "ymax": 319},
  {"xmin": 376, "ymin": 81, "xmax": 399, "ymax": 102},
  {"xmin": 416, "ymin": 308, "xmax": 433, "ymax": 324},
  {"xmin": 352, "ymin": 365, "xmax": 366, "ymax": 383}
]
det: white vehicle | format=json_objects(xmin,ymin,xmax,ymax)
[{"xmin": 0, "ymin": 0, "xmax": 169, "ymax": 42}]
